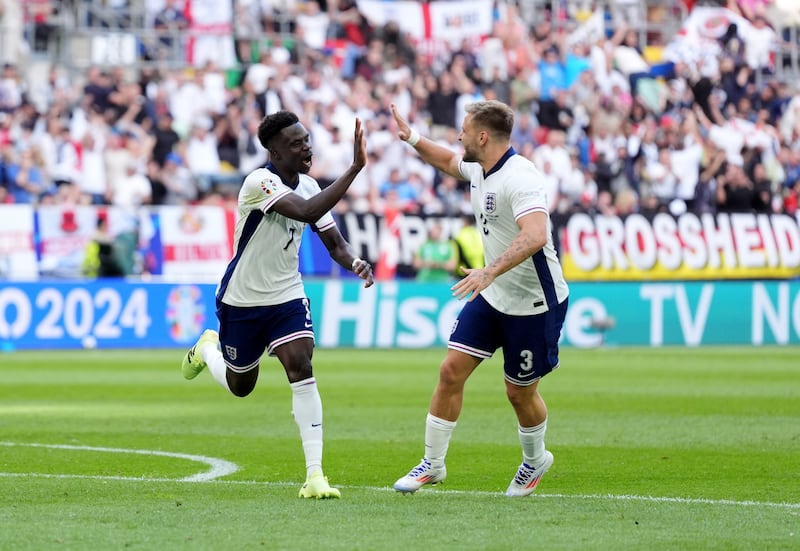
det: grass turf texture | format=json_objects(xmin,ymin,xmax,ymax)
[{"xmin": 0, "ymin": 347, "xmax": 798, "ymax": 550}]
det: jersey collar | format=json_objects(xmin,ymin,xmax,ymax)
[
  {"xmin": 266, "ymin": 162, "xmax": 299, "ymax": 190},
  {"xmin": 485, "ymin": 147, "xmax": 516, "ymax": 178}
]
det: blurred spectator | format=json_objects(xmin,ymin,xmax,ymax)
[
  {"xmin": 0, "ymin": 0, "xmax": 26, "ymax": 65},
  {"xmin": 151, "ymin": 111, "xmax": 180, "ymax": 167},
  {"xmin": 413, "ymin": 220, "xmax": 457, "ymax": 282},
  {"xmin": 0, "ymin": 63, "xmax": 24, "ymax": 113},
  {"xmin": 110, "ymin": 162, "xmax": 152, "ymax": 209},
  {"xmin": 539, "ymin": 45, "xmax": 567, "ymax": 101},
  {"xmin": 379, "ymin": 168, "xmax": 418, "ymax": 213},
  {"xmin": 717, "ymin": 160, "xmax": 756, "ymax": 212},
  {"xmin": 152, "ymin": 0, "xmax": 189, "ymax": 62},
  {"xmin": 426, "ymin": 71, "xmax": 459, "ymax": 140},
  {"xmin": 82, "ymin": 212, "xmax": 125, "ymax": 278},
  {"xmin": 453, "ymin": 214, "xmax": 484, "ymax": 272},
  {"xmin": 538, "ymin": 88, "xmax": 575, "ymax": 132},
  {"xmin": 184, "ymin": 116, "xmax": 221, "ymax": 195},
  {"xmin": 151, "ymin": 152, "xmax": 196, "ymax": 205},
  {"xmin": 77, "ymin": 132, "xmax": 108, "ymax": 205},
  {"xmin": 296, "ymin": 2, "xmax": 330, "ymax": 52},
  {"xmin": 3, "ymin": 147, "xmax": 47, "ymax": 204}
]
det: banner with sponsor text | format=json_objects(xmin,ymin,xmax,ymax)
[
  {"xmin": 558, "ymin": 212, "xmax": 800, "ymax": 281},
  {"xmin": 3, "ymin": 206, "xmax": 800, "ymax": 282},
  {"xmin": 2, "ymin": 279, "xmax": 799, "ymax": 350}
]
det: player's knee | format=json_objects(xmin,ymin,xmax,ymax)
[
  {"xmin": 227, "ymin": 371, "xmax": 257, "ymax": 397},
  {"xmin": 438, "ymin": 358, "xmax": 466, "ymax": 388},
  {"xmin": 505, "ymin": 383, "xmax": 537, "ymax": 407}
]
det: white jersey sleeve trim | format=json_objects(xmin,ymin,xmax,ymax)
[
  {"xmin": 261, "ymin": 188, "xmax": 292, "ymax": 213},
  {"xmin": 316, "ymin": 219, "xmax": 337, "ymax": 232},
  {"xmin": 514, "ymin": 205, "xmax": 549, "ymax": 220}
]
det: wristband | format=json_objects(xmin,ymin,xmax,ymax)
[
  {"xmin": 405, "ymin": 128, "xmax": 420, "ymax": 146},
  {"xmin": 352, "ymin": 258, "xmax": 363, "ymax": 270}
]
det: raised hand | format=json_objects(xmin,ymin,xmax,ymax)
[
  {"xmin": 353, "ymin": 117, "xmax": 367, "ymax": 169},
  {"xmin": 390, "ymin": 104, "xmax": 411, "ymax": 142}
]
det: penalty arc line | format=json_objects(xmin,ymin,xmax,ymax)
[
  {"xmin": 0, "ymin": 441, "xmax": 239, "ymax": 482},
  {"xmin": 1, "ymin": 442, "xmax": 798, "ymax": 510}
]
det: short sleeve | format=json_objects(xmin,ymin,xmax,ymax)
[
  {"xmin": 509, "ymin": 166, "xmax": 549, "ymax": 221},
  {"xmin": 240, "ymin": 169, "xmax": 292, "ymax": 213}
]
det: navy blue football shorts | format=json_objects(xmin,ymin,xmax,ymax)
[
  {"xmin": 215, "ymin": 297, "xmax": 315, "ymax": 374},
  {"xmin": 448, "ymin": 294, "xmax": 569, "ymax": 386}
]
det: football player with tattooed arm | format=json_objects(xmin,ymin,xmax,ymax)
[
  {"xmin": 390, "ymin": 100, "xmax": 570, "ymax": 496},
  {"xmin": 181, "ymin": 111, "xmax": 374, "ymax": 499}
]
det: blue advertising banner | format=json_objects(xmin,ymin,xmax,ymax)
[{"xmin": 1, "ymin": 279, "xmax": 799, "ymax": 351}]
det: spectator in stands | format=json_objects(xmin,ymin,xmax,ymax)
[
  {"xmin": 717, "ymin": 160, "xmax": 757, "ymax": 212},
  {"xmin": 76, "ymin": 132, "xmax": 108, "ymax": 205},
  {"xmin": 413, "ymin": 220, "xmax": 457, "ymax": 282},
  {"xmin": 151, "ymin": 112, "xmax": 180, "ymax": 167},
  {"xmin": 152, "ymin": 0, "xmax": 189, "ymax": 62},
  {"xmin": 157, "ymin": 152, "xmax": 197, "ymax": 205},
  {"xmin": 82, "ymin": 212, "xmax": 124, "ymax": 278},
  {"xmin": 538, "ymin": 88, "xmax": 575, "ymax": 132},
  {"xmin": 426, "ymin": 71, "xmax": 459, "ymax": 141},
  {"xmin": 109, "ymin": 161, "xmax": 152, "ymax": 209},
  {"xmin": 379, "ymin": 167, "xmax": 419, "ymax": 213},
  {"xmin": 3, "ymin": 147, "xmax": 47, "ymax": 204},
  {"xmin": 184, "ymin": 116, "xmax": 222, "ymax": 195},
  {"xmin": 453, "ymin": 213, "xmax": 484, "ymax": 273},
  {"xmin": 296, "ymin": 1, "xmax": 330, "ymax": 53},
  {"xmin": 538, "ymin": 45, "xmax": 567, "ymax": 102}
]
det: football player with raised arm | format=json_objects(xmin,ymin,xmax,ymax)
[
  {"xmin": 391, "ymin": 100, "xmax": 569, "ymax": 496},
  {"xmin": 181, "ymin": 111, "xmax": 374, "ymax": 499}
]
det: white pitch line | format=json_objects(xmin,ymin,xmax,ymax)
[
  {"xmin": 0, "ymin": 472, "xmax": 798, "ymax": 511},
  {"xmin": 2, "ymin": 442, "xmax": 798, "ymax": 511},
  {"xmin": 0, "ymin": 441, "xmax": 238, "ymax": 482}
]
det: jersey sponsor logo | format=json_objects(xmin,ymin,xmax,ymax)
[
  {"xmin": 484, "ymin": 193, "xmax": 496, "ymax": 214},
  {"xmin": 225, "ymin": 344, "xmax": 238, "ymax": 360},
  {"xmin": 259, "ymin": 178, "xmax": 280, "ymax": 195}
]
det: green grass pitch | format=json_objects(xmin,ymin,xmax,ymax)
[{"xmin": 1, "ymin": 346, "xmax": 798, "ymax": 550}]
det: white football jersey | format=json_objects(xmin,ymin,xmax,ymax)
[
  {"xmin": 216, "ymin": 166, "xmax": 336, "ymax": 307},
  {"xmin": 459, "ymin": 149, "xmax": 569, "ymax": 315}
]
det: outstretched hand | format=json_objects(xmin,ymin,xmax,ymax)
[
  {"xmin": 451, "ymin": 266, "xmax": 495, "ymax": 301},
  {"xmin": 353, "ymin": 258, "xmax": 375, "ymax": 288},
  {"xmin": 353, "ymin": 117, "xmax": 367, "ymax": 169},
  {"xmin": 390, "ymin": 104, "xmax": 411, "ymax": 142}
]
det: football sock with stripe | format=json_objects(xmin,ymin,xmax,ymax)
[
  {"xmin": 519, "ymin": 419, "xmax": 547, "ymax": 467},
  {"xmin": 291, "ymin": 378, "xmax": 324, "ymax": 478},
  {"xmin": 425, "ymin": 413, "xmax": 456, "ymax": 468}
]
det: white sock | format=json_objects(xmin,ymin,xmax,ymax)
[
  {"xmin": 519, "ymin": 419, "xmax": 547, "ymax": 467},
  {"xmin": 425, "ymin": 413, "xmax": 456, "ymax": 468},
  {"xmin": 200, "ymin": 344, "xmax": 230, "ymax": 392},
  {"xmin": 291, "ymin": 378, "xmax": 323, "ymax": 478}
]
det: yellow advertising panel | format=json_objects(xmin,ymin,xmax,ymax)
[{"xmin": 559, "ymin": 212, "xmax": 800, "ymax": 281}]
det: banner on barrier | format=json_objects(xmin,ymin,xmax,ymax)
[
  {"xmin": 2, "ymin": 280, "xmax": 799, "ymax": 350},
  {"xmin": 3, "ymin": 206, "xmax": 800, "ymax": 282},
  {"xmin": 0, "ymin": 204, "xmax": 37, "ymax": 280},
  {"xmin": 559, "ymin": 212, "xmax": 800, "ymax": 281}
]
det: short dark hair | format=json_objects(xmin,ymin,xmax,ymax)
[
  {"xmin": 258, "ymin": 110, "xmax": 299, "ymax": 149},
  {"xmin": 465, "ymin": 100, "xmax": 514, "ymax": 139}
]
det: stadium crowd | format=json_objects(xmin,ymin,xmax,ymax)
[{"xmin": 1, "ymin": 0, "xmax": 800, "ymax": 221}]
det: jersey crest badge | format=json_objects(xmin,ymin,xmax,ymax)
[
  {"xmin": 484, "ymin": 193, "xmax": 497, "ymax": 214},
  {"xmin": 260, "ymin": 178, "xmax": 279, "ymax": 195}
]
